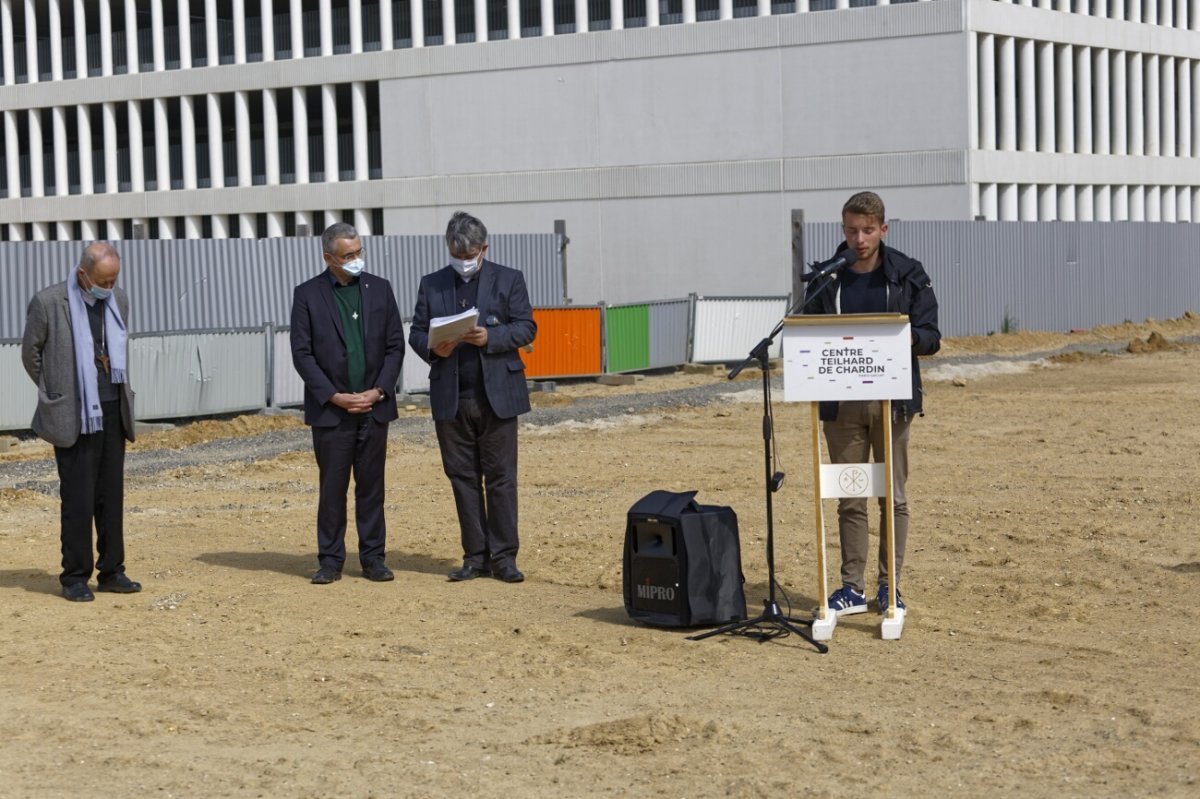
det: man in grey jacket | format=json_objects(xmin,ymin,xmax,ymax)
[{"xmin": 22, "ymin": 242, "xmax": 140, "ymax": 602}]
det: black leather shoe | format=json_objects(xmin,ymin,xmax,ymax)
[
  {"xmin": 362, "ymin": 562, "xmax": 395, "ymax": 582},
  {"xmin": 62, "ymin": 582, "xmax": 95, "ymax": 602},
  {"xmin": 311, "ymin": 566, "xmax": 342, "ymax": 584},
  {"xmin": 493, "ymin": 564, "xmax": 525, "ymax": 583},
  {"xmin": 96, "ymin": 574, "xmax": 141, "ymax": 593},
  {"xmin": 448, "ymin": 565, "xmax": 491, "ymax": 581}
]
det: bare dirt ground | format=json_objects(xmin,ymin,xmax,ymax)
[{"xmin": 1, "ymin": 315, "xmax": 1198, "ymax": 798}]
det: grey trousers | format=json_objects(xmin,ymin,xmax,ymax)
[{"xmin": 822, "ymin": 401, "xmax": 913, "ymax": 594}]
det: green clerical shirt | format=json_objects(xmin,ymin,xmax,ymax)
[{"xmin": 332, "ymin": 281, "xmax": 366, "ymax": 393}]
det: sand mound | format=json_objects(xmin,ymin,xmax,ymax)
[
  {"xmin": 1126, "ymin": 331, "xmax": 1173, "ymax": 354},
  {"xmin": 532, "ymin": 714, "xmax": 724, "ymax": 754}
]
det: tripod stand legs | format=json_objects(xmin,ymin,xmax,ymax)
[{"xmin": 688, "ymin": 599, "xmax": 829, "ymax": 653}]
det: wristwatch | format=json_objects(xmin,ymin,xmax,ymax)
[{"xmin": 374, "ymin": 387, "xmax": 387, "ymax": 401}]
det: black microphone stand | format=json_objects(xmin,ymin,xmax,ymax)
[{"xmin": 688, "ymin": 268, "xmax": 843, "ymax": 652}]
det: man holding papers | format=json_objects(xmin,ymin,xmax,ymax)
[{"xmin": 409, "ymin": 212, "xmax": 537, "ymax": 584}]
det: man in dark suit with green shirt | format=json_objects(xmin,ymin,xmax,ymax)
[{"xmin": 290, "ymin": 223, "xmax": 405, "ymax": 585}]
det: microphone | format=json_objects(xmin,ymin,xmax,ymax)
[{"xmin": 801, "ymin": 248, "xmax": 859, "ymax": 282}]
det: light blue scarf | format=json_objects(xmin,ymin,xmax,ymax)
[{"xmin": 66, "ymin": 266, "xmax": 128, "ymax": 435}]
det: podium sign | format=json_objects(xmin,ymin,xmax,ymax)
[{"xmin": 781, "ymin": 314, "xmax": 912, "ymax": 403}]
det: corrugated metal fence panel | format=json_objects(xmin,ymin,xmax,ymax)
[
  {"xmin": 271, "ymin": 328, "xmax": 306, "ymax": 407},
  {"xmin": 691, "ymin": 297, "xmax": 789, "ymax": 363},
  {"xmin": 802, "ymin": 220, "xmax": 1200, "ymax": 338},
  {"xmin": 0, "ymin": 342, "xmax": 37, "ymax": 432},
  {"xmin": 400, "ymin": 320, "xmax": 431, "ymax": 395},
  {"xmin": 521, "ymin": 307, "xmax": 603, "ymax": 379},
  {"xmin": 129, "ymin": 331, "xmax": 267, "ymax": 420},
  {"xmin": 647, "ymin": 299, "xmax": 691, "ymax": 369},
  {"xmin": 0, "ymin": 234, "xmax": 563, "ymax": 337},
  {"xmin": 604, "ymin": 304, "xmax": 650, "ymax": 373}
]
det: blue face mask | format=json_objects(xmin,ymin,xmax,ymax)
[
  {"xmin": 340, "ymin": 257, "xmax": 365, "ymax": 277},
  {"xmin": 450, "ymin": 256, "xmax": 481, "ymax": 277},
  {"xmin": 80, "ymin": 268, "xmax": 114, "ymax": 300}
]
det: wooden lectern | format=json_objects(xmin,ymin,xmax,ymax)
[{"xmin": 781, "ymin": 314, "xmax": 912, "ymax": 641}]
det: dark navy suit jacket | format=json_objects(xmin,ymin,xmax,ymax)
[
  {"xmin": 409, "ymin": 260, "xmax": 536, "ymax": 422},
  {"xmin": 290, "ymin": 270, "xmax": 405, "ymax": 427}
]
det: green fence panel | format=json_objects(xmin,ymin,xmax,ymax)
[{"xmin": 605, "ymin": 304, "xmax": 650, "ymax": 373}]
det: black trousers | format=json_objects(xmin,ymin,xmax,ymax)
[
  {"xmin": 53, "ymin": 399, "xmax": 126, "ymax": 586},
  {"xmin": 312, "ymin": 413, "xmax": 388, "ymax": 571},
  {"xmin": 435, "ymin": 397, "xmax": 520, "ymax": 570}
]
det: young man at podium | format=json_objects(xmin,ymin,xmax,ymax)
[{"xmin": 806, "ymin": 191, "xmax": 941, "ymax": 617}]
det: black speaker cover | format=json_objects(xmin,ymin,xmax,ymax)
[{"xmin": 623, "ymin": 490, "xmax": 746, "ymax": 627}]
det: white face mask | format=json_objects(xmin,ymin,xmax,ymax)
[
  {"xmin": 340, "ymin": 257, "xmax": 365, "ymax": 277},
  {"xmin": 450, "ymin": 256, "xmax": 480, "ymax": 278}
]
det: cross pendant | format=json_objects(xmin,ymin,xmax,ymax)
[
  {"xmin": 352, "ymin": 311, "xmax": 359, "ymax": 320},
  {"xmin": 459, "ymin": 299, "xmax": 468, "ymax": 309},
  {"xmin": 98, "ymin": 353, "xmax": 110, "ymax": 375}
]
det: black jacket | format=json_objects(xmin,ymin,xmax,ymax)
[{"xmin": 805, "ymin": 242, "xmax": 941, "ymax": 420}]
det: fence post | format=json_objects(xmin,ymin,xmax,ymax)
[
  {"xmin": 554, "ymin": 219, "xmax": 570, "ymax": 304},
  {"xmin": 686, "ymin": 292, "xmax": 697, "ymax": 364},
  {"xmin": 791, "ymin": 208, "xmax": 806, "ymax": 307},
  {"xmin": 264, "ymin": 323, "xmax": 275, "ymax": 408}
]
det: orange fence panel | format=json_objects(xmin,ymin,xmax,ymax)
[{"xmin": 521, "ymin": 307, "xmax": 603, "ymax": 379}]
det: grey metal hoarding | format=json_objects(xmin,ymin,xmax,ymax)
[
  {"xmin": 0, "ymin": 234, "xmax": 564, "ymax": 338},
  {"xmin": 647, "ymin": 299, "xmax": 691, "ymax": 370},
  {"xmin": 130, "ymin": 331, "xmax": 268, "ymax": 420},
  {"xmin": 691, "ymin": 297, "xmax": 790, "ymax": 363}
]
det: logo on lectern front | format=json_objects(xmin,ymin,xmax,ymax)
[{"xmin": 838, "ymin": 466, "xmax": 869, "ymax": 496}]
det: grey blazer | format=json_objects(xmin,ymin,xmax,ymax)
[{"xmin": 21, "ymin": 281, "xmax": 136, "ymax": 448}]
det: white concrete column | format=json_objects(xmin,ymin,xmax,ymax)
[
  {"xmin": 1095, "ymin": 185, "xmax": 1112, "ymax": 220},
  {"xmin": 649, "ymin": 0, "xmax": 661, "ymax": 26},
  {"xmin": 1076, "ymin": 46, "xmax": 1092, "ymax": 153},
  {"xmin": 1162, "ymin": 186, "xmax": 1177, "ymax": 222},
  {"xmin": 979, "ymin": 34, "xmax": 996, "ymax": 150},
  {"xmin": 380, "ymin": 0, "xmax": 393, "ymax": 48},
  {"xmin": 1094, "ymin": 49, "xmax": 1110, "ymax": 154},
  {"xmin": 295, "ymin": 209, "xmax": 314, "ymax": 234},
  {"xmin": 1165, "ymin": 0, "xmax": 1176, "ymax": 26},
  {"xmin": 684, "ymin": 0, "xmax": 696, "ymax": 23},
  {"xmin": 184, "ymin": 216, "xmax": 202, "ymax": 238},
  {"xmin": 103, "ymin": 102, "xmax": 118, "ymax": 193},
  {"xmin": 997, "ymin": 183, "xmax": 1017, "ymax": 220},
  {"xmin": 352, "ymin": 81, "xmax": 369, "ymax": 181},
  {"xmin": 543, "ymin": 0, "xmax": 557, "ymax": 34},
  {"xmin": 1076, "ymin": 186, "xmax": 1093, "ymax": 221},
  {"xmin": 181, "ymin": 95, "xmax": 197, "ymax": 189},
  {"xmin": 508, "ymin": 0, "xmax": 520, "ymax": 39},
  {"xmin": 234, "ymin": 90, "xmax": 251, "ymax": 187},
  {"xmin": 351, "ymin": 0, "xmax": 364, "ymax": 50},
  {"xmin": 234, "ymin": 0, "xmax": 246, "ymax": 63},
  {"xmin": 474, "ymin": 0, "xmax": 488, "ymax": 40},
  {"xmin": 1038, "ymin": 183, "xmax": 1057, "ymax": 220},
  {"xmin": 206, "ymin": 0, "xmax": 219, "ymax": 66},
  {"xmin": 321, "ymin": 0, "xmax": 333, "ymax": 54},
  {"xmin": 1179, "ymin": 187, "xmax": 1193, "ymax": 222},
  {"xmin": 207, "ymin": 93, "xmax": 225, "ymax": 188},
  {"xmin": 980, "ymin": 183, "xmax": 998, "ymax": 219},
  {"xmin": 239, "ymin": 213, "xmax": 255, "ymax": 237},
  {"xmin": 177, "ymin": 0, "xmax": 192, "ymax": 68},
  {"xmin": 154, "ymin": 97, "xmax": 170, "ymax": 190},
  {"xmin": 1189, "ymin": 0, "xmax": 1199, "ymax": 30},
  {"xmin": 293, "ymin": 87, "xmax": 310, "ymax": 183},
  {"xmin": 152, "ymin": 0, "xmax": 165, "ymax": 70},
  {"xmin": 354, "ymin": 208, "xmax": 371, "ymax": 234},
  {"xmin": 1057, "ymin": 185, "xmax": 1075, "ymax": 221},
  {"xmin": 4, "ymin": 112, "xmax": 20, "ymax": 197},
  {"xmin": 24, "ymin": 0, "xmax": 38, "ymax": 83},
  {"xmin": 1128, "ymin": 0, "xmax": 1140, "ymax": 21},
  {"xmin": 49, "ymin": 0, "xmax": 64, "ymax": 80},
  {"xmin": 1018, "ymin": 39, "xmax": 1036, "ymax": 151},
  {"xmin": 998, "ymin": 36, "xmax": 1016, "ymax": 150},
  {"xmin": 1, "ymin": 0, "xmax": 14, "ymax": 86},
  {"xmin": 262, "ymin": 0, "xmax": 274, "ymax": 61},
  {"xmin": 127, "ymin": 100, "xmax": 144, "ymax": 191},
  {"xmin": 267, "ymin": 212, "xmax": 285, "ymax": 237},
  {"xmin": 575, "ymin": 0, "xmax": 588, "ymax": 32},
  {"xmin": 1057, "ymin": 44, "xmax": 1074, "ymax": 153},
  {"xmin": 54, "ymin": 221, "xmax": 71, "ymax": 241},
  {"xmin": 1111, "ymin": 0, "xmax": 1124, "ymax": 20},
  {"xmin": 77, "ymin": 106, "xmax": 93, "ymax": 194},
  {"xmin": 52, "ymin": 106, "xmax": 68, "ymax": 195},
  {"xmin": 159, "ymin": 217, "xmax": 175, "ymax": 238},
  {"xmin": 1145, "ymin": 54, "xmax": 1159, "ymax": 156},
  {"xmin": 100, "ymin": 0, "xmax": 113, "ymax": 75},
  {"xmin": 1113, "ymin": 185, "xmax": 1129, "ymax": 220},
  {"xmin": 1193, "ymin": 188, "xmax": 1200, "ymax": 222},
  {"xmin": 720, "ymin": 0, "xmax": 732, "ymax": 19},
  {"xmin": 443, "ymin": 0, "xmax": 456, "ymax": 44},
  {"xmin": 1145, "ymin": 186, "xmax": 1161, "ymax": 221},
  {"xmin": 1193, "ymin": 60, "xmax": 1200, "ymax": 156},
  {"xmin": 1037, "ymin": 41, "xmax": 1056, "ymax": 152},
  {"xmin": 28, "ymin": 110, "xmax": 44, "ymax": 197},
  {"xmin": 74, "ymin": 0, "xmax": 88, "ymax": 77},
  {"xmin": 609, "ymin": 1, "xmax": 623, "ymax": 29},
  {"xmin": 322, "ymin": 84, "xmax": 339, "ymax": 181},
  {"xmin": 412, "ymin": 0, "xmax": 424, "ymax": 47},
  {"xmin": 81, "ymin": 219, "xmax": 99, "ymax": 239},
  {"xmin": 31, "ymin": 222, "xmax": 50, "ymax": 241},
  {"xmin": 211, "ymin": 213, "xmax": 230, "ymax": 238},
  {"xmin": 264, "ymin": 89, "xmax": 280, "ymax": 185},
  {"xmin": 125, "ymin": 0, "xmax": 139, "ymax": 73},
  {"xmin": 1111, "ymin": 50, "xmax": 1127, "ymax": 155},
  {"xmin": 1146, "ymin": 0, "xmax": 1158, "ymax": 24},
  {"xmin": 1129, "ymin": 185, "xmax": 1145, "ymax": 220},
  {"xmin": 1129, "ymin": 53, "xmax": 1144, "ymax": 156},
  {"xmin": 1018, "ymin": 184, "xmax": 1037, "ymax": 220},
  {"xmin": 7, "ymin": 223, "xmax": 24, "ymax": 241},
  {"xmin": 105, "ymin": 220, "xmax": 122, "ymax": 239},
  {"xmin": 291, "ymin": 0, "xmax": 303, "ymax": 56},
  {"xmin": 1181, "ymin": 60, "xmax": 1194, "ymax": 158},
  {"xmin": 1161, "ymin": 57, "xmax": 1175, "ymax": 156}
]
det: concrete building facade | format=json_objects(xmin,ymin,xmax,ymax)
[{"xmin": 1, "ymin": 0, "xmax": 1198, "ymax": 302}]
